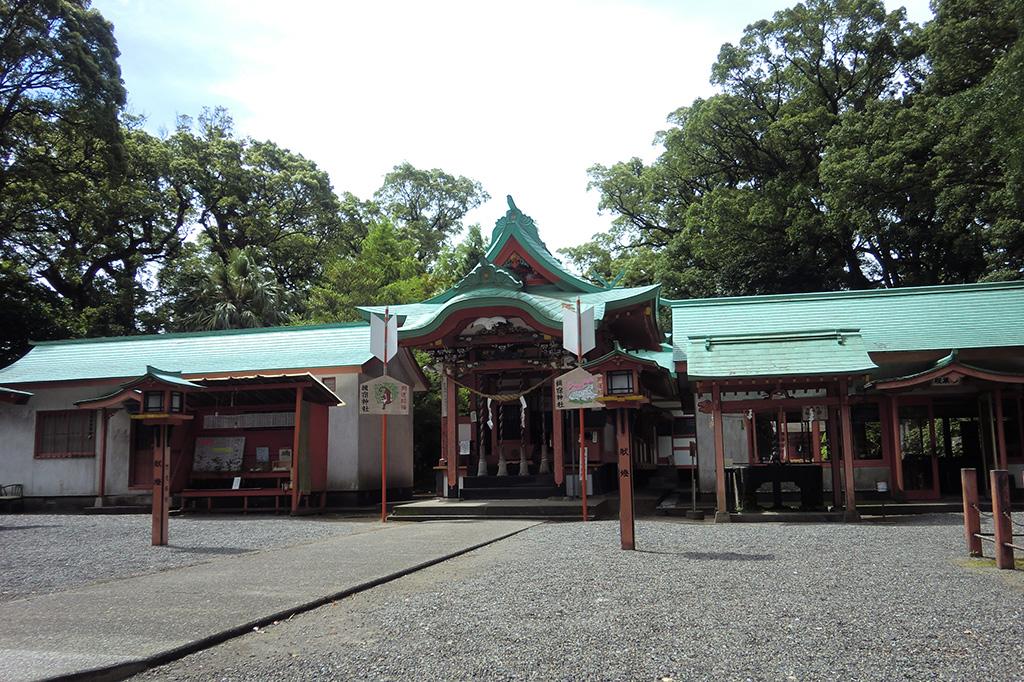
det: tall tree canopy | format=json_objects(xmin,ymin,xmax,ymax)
[
  {"xmin": 374, "ymin": 162, "xmax": 489, "ymax": 264},
  {"xmin": 168, "ymin": 108, "xmax": 348, "ymax": 288},
  {"xmin": 0, "ymin": 0, "xmax": 125, "ymax": 170},
  {"xmin": 574, "ymin": 0, "xmax": 1023, "ymax": 298}
]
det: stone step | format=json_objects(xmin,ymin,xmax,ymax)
[
  {"xmin": 461, "ymin": 486, "xmax": 562, "ymax": 500},
  {"xmin": 461, "ymin": 474, "xmax": 556, "ymax": 489}
]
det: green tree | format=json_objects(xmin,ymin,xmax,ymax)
[
  {"xmin": 0, "ymin": 116, "xmax": 189, "ymax": 336},
  {"xmin": 306, "ymin": 220, "xmax": 438, "ymax": 322},
  {"xmin": 0, "ymin": 0, "xmax": 126, "ymax": 182},
  {"xmin": 168, "ymin": 247, "xmax": 297, "ymax": 331},
  {"xmin": 374, "ymin": 162, "xmax": 489, "ymax": 264},
  {"xmin": 432, "ymin": 224, "xmax": 489, "ymax": 289},
  {"xmin": 586, "ymin": 0, "xmax": 1023, "ymax": 296},
  {"xmin": 168, "ymin": 108, "xmax": 347, "ymax": 289}
]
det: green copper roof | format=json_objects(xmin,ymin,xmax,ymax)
[
  {"xmin": 124, "ymin": 366, "xmax": 204, "ymax": 389},
  {"xmin": 360, "ymin": 284, "xmax": 661, "ymax": 339},
  {"xmin": 0, "ymin": 323, "xmax": 373, "ymax": 385},
  {"xmin": 685, "ymin": 330, "xmax": 877, "ymax": 379},
  {"xmin": 670, "ymin": 281, "xmax": 1024, "ymax": 362},
  {"xmin": 484, "ymin": 196, "xmax": 602, "ymax": 293},
  {"xmin": 618, "ymin": 344, "xmax": 677, "ymax": 377}
]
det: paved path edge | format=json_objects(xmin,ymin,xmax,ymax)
[{"xmin": 49, "ymin": 521, "xmax": 542, "ymax": 682}]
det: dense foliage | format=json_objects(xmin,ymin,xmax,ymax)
[{"xmin": 566, "ymin": 0, "xmax": 1023, "ymax": 298}]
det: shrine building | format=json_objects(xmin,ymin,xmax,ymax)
[
  {"xmin": 1, "ymin": 195, "xmax": 1023, "ymax": 518},
  {"xmin": 0, "ymin": 324, "xmax": 425, "ymax": 511}
]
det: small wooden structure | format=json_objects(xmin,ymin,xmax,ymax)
[{"xmin": 75, "ymin": 368, "xmax": 342, "ymax": 545}]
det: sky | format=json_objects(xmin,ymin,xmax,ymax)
[{"xmin": 93, "ymin": 0, "xmax": 935, "ymax": 255}]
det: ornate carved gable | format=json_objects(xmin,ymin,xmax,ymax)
[{"xmin": 449, "ymin": 259, "xmax": 523, "ymax": 295}]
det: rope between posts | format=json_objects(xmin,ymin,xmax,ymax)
[
  {"xmin": 972, "ymin": 503, "xmax": 994, "ymax": 520},
  {"xmin": 1005, "ymin": 511, "xmax": 1024, "ymax": 529},
  {"xmin": 449, "ymin": 373, "xmax": 553, "ymax": 402}
]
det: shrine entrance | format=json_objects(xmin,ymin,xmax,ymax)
[{"xmin": 358, "ymin": 197, "xmax": 678, "ymax": 501}]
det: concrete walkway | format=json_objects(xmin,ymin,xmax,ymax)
[{"xmin": 0, "ymin": 519, "xmax": 538, "ymax": 682}]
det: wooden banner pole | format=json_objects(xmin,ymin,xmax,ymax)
[
  {"xmin": 577, "ymin": 297, "xmax": 588, "ymax": 522},
  {"xmin": 381, "ymin": 306, "xmax": 389, "ymax": 523}
]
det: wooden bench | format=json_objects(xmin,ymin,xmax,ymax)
[
  {"xmin": 0, "ymin": 483, "xmax": 24, "ymax": 512},
  {"xmin": 180, "ymin": 487, "xmax": 288, "ymax": 512}
]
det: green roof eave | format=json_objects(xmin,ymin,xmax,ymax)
[
  {"xmin": 684, "ymin": 329, "xmax": 878, "ymax": 380},
  {"xmin": 0, "ymin": 322, "xmax": 375, "ymax": 385},
  {"xmin": 584, "ymin": 344, "xmax": 676, "ymax": 378},
  {"xmin": 123, "ymin": 366, "xmax": 204, "ymax": 390},
  {"xmin": 357, "ymin": 284, "xmax": 661, "ymax": 341},
  {"xmin": 0, "ymin": 386, "xmax": 33, "ymax": 404}
]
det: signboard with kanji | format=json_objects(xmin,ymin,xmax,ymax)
[
  {"xmin": 359, "ymin": 376, "xmax": 410, "ymax": 415},
  {"xmin": 554, "ymin": 367, "xmax": 604, "ymax": 410}
]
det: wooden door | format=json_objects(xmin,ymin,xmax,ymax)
[{"xmin": 130, "ymin": 422, "xmax": 157, "ymax": 488}]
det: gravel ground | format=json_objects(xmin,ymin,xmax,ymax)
[
  {"xmin": 0, "ymin": 513, "xmax": 375, "ymax": 601},
  {"xmin": 137, "ymin": 514, "xmax": 1024, "ymax": 682}
]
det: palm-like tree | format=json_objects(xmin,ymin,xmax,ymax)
[{"xmin": 181, "ymin": 249, "xmax": 296, "ymax": 330}]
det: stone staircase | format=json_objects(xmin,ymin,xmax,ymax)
[{"xmin": 460, "ymin": 474, "xmax": 561, "ymax": 500}]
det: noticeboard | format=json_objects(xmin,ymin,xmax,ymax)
[
  {"xmin": 554, "ymin": 367, "xmax": 604, "ymax": 410},
  {"xmin": 359, "ymin": 376, "xmax": 411, "ymax": 415}
]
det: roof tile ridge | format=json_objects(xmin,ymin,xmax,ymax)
[{"xmin": 666, "ymin": 280, "xmax": 1024, "ymax": 308}]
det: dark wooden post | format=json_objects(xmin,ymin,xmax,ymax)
[
  {"xmin": 994, "ymin": 389, "xmax": 1008, "ymax": 471},
  {"xmin": 811, "ymin": 417, "xmax": 821, "ymax": 462},
  {"xmin": 961, "ymin": 468, "xmax": 982, "ymax": 557},
  {"xmin": 552, "ymin": 380, "xmax": 564, "ymax": 486},
  {"xmin": 617, "ymin": 408, "xmax": 636, "ymax": 550},
  {"xmin": 291, "ymin": 385, "xmax": 304, "ymax": 513},
  {"xmin": 445, "ymin": 371, "xmax": 458, "ymax": 497},
  {"xmin": 712, "ymin": 383, "xmax": 729, "ymax": 522},
  {"xmin": 151, "ymin": 424, "xmax": 169, "ymax": 546},
  {"xmin": 839, "ymin": 380, "xmax": 860, "ymax": 522},
  {"xmin": 990, "ymin": 470, "xmax": 1014, "ymax": 569}
]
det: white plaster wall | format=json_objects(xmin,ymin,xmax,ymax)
[
  {"xmin": 0, "ymin": 386, "xmax": 133, "ymax": 497},
  {"xmin": 325, "ymin": 365, "xmax": 415, "ymax": 493},
  {"xmin": 102, "ymin": 409, "xmax": 132, "ymax": 496},
  {"xmin": 326, "ymin": 373, "xmax": 361, "ymax": 491},
  {"xmin": 356, "ymin": 363, "xmax": 415, "ymax": 490}
]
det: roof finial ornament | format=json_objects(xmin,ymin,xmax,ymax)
[{"xmin": 506, "ymin": 195, "xmax": 518, "ymax": 212}]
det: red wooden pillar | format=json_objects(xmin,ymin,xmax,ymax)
[
  {"xmin": 777, "ymin": 407, "xmax": 787, "ymax": 462},
  {"xmin": 839, "ymin": 381, "xmax": 859, "ymax": 521},
  {"xmin": 617, "ymin": 408, "xmax": 635, "ymax": 550},
  {"xmin": 990, "ymin": 469, "xmax": 1014, "ymax": 569},
  {"xmin": 552, "ymin": 380, "xmax": 564, "ymax": 486},
  {"xmin": 151, "ymin": 424, "xmax": 169, "ymax": 546},
  {"xmin": 811, "ymin": 417, "xmax": 821, "ymax": 463},
  {"xmin": 291, "ymin": 386, "xmax": 304, "ymax": 513},
  {"xmin": 961, "ymin": 468, "xmax": 982, "ymax": 557},
  {"xmin": 993, "ymin": 389, "xmax": 1008, "ymax": 471},
  {"xmin": 445, "ymin": 371, "xmax": 458, "ymax": 496},
  {"xmin": 712, "ymin": 383, "xmax": 729, "ymax": 522},
  {"xmin": 889, "ymin": 395, "xmax": 905, "ymax": 497}
]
